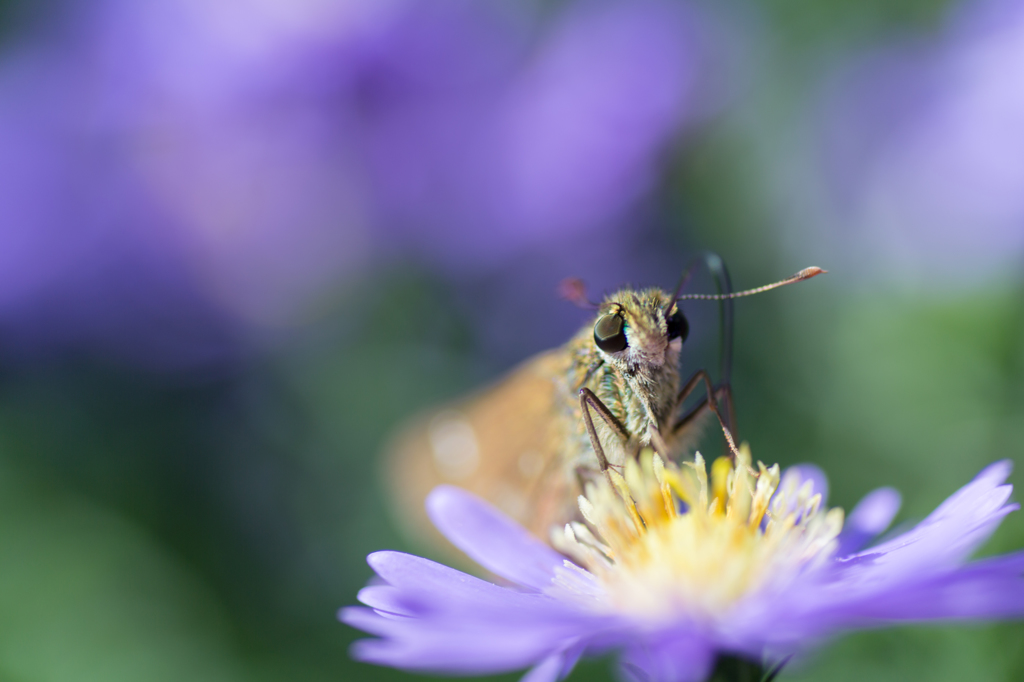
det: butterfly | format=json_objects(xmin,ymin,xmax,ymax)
[{"xmin": 386, "ymin": 254, "xmax": 824, "ymax": 548}]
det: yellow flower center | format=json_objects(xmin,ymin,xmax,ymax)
[{"xmin": 552, "ymin": 445, "xmax": 845, "ymax": 620}]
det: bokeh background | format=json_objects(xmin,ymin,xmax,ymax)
[{"xmin": 0, "ymin": 0, "xmax": 1021, "ymax": 680}]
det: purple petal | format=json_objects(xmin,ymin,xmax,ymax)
[
  {"xmin": 836, "ymin": 487, "xmax": 901, "ymax": 557},
  {"xmin": 731, "ymin": 550, "xmax": 1024, "ymax": 648},
  {"xmin": 838, "ymin": 552, "xmax": 1024, "ymax": 621},
  {"xmin": 351, "ymin": 632, "xmax": 559, "ymax": 675},
  {"xmin": 340, "ymin": 606, "xmax": 407, "ymax": 637},
  {"xmin": 346, "ymin": 605, "xmax": 592, "ymax": 675},
  {"xmin": 748, "ymin": 463, "xmax": 1021, "ymax": 642},
  {"xmin": 356, "ymin": 585, "xmax": 416, "ymax": 617},
  {"xmin": 363, "ymin": 551, "xmax": 574, "ymax": 617},
  {"xmin": 344, "ymin": 591, "xmax": 592, "ymax": 674},
  {"xmin": 618, "ymin": 629, "xmax": 714, "ymax": 682},
  {"xmin": 848, "ymin": 460, "xmax": 1016, "ymax": 576},
  {"xmin": 521, "ymin": 650, "xmax": 573, "ymax": 682},
  {"xmin": 366, "ymin": 550, "xmax": 512, "ymax": 598},
  {"xmin": 426, "ymin": 485, "xmax": 566, "ymax": 591},
  {"xmin": 344, "ymin": 550, "xmax": 605, "ymax": 675},
  {"xmin": 924, "ymin": 460, "xmax": 1013, "ymax": 523},
  {"xmin": 344, "ymin": 596, "xmax": 586, "ymax": 641}
]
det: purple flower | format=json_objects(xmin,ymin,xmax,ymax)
[
  {"xmin": 357, "ymin": 0, "xmax": 711, "ymax": 271},
  {"xmin": 0, "ymin": 0, "xmax": 715, "ymax": 368},
  {"xmin": 343, "ymin": 447, "xmax": 1024, "ymax": 681},
  {"xmin": 0, "ymin": 0, "xmax": 376, "ymax": 368},
  {"xmin": 820, "ymin": 0, "xmax": 1024, "ymax": 279}
]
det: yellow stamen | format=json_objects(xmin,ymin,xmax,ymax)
[
  {"xmin": 608, "ymin": 469, "xmax": 644, "ymax": 533},
  {"xmin": 651, "ymin": 454, "xmax": 676, "ymax": 519},
  {"xmin": 710, "ymin": 456, "xmax": 732, "ymax": 515},
  {"xmin": 553, "ymin": 446, "xmax": 845, "ymax": 621}
]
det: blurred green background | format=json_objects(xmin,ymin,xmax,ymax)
[{"xmin": 0, "ymin": 0, "xmax": 1022, "ymax": 680}]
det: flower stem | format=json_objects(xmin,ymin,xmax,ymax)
[{"xmin": 707, "ymin": 654, "xmax": 766, "ymax": 682}]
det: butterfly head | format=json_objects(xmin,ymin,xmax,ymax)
[{"xmin": 592, "ymin": 289, "xmax": 688, "ymax": 371}]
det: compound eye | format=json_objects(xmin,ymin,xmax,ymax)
[
  {"xmin": 666, "ymin": 308, "xmax": 689, "ymax": 342},
  {"xmin": 593, "ymin": 313, "xmax": 628, "ymax": 353}
]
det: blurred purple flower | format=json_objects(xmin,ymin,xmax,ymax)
[
  {"xmin": 0, "ymin": 0, "xmax": 377, "ymax": 368},
  {"xmin": 821, "ymin": 0, "xmax": 1024, "ymax": 278},
  {"xmin": 0, "ymin": 0, "xmax": 716, "ymax": 368},
  {"xmin": 356, "ymin": 0, "xmax": 710, "ymax": 268},
  {"xmin": 344, "ymin": 451, "xmax": 1024, "ymax": 682}
]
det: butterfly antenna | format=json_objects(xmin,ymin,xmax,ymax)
[
  {"xmin": 558, "ymin": 278, "xmax": 599, "ymax": 309},
  {"xmin": 675, "ymin": 267, "xmax": 826, "ymax": 301}
]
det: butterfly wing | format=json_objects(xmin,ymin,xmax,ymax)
[{"xmin": 384, "ymin": 350, "xmax": 579, "ymax": 555}]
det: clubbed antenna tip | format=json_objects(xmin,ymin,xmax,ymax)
[
  {"xmin": 795, "ymin": 266, "xmax": 827, "ymax": 280},
  {"xmin": 674, "ymin": 266, "xmax": 828, "ymax": 302}
]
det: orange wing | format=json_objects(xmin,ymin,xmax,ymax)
[{"xmin": 384, "ymin": 351, "xmax": 578, "ymax": 557}]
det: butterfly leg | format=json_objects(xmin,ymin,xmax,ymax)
[
  {"xmin": 678, "ymin": 381, "xmax": 736, "ymax": 439},
  {"xmin": 671, "ymin": 370, "xmax": 740, "ymax": 460},
  {"xmin": 579, "ymin": 388, "xmax": 631, "ymax": 471}
]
